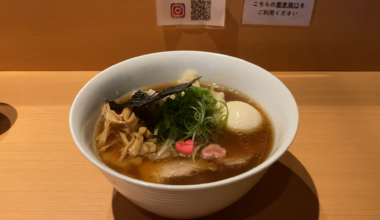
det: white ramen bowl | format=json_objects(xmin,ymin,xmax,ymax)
[{"xmin": 69, "ymin": 51, "xmax": 299, "ymax": 219}]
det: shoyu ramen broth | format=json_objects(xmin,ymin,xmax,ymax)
[{"xmin": 94, "ymin": 70, "xmax": 273, "ymax": 185}]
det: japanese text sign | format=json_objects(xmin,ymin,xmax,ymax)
[{"xmin": 242, "ymin": 0, "xmax": 315, "ymax": 26}]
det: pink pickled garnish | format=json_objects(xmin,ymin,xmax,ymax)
[
  {"xmin": 175, "ymin": 140, "xmax": 194, "ymax": 155},
  {"xmin": 202, "ymin": 144, "xmax": 227, "ymax": 160}
]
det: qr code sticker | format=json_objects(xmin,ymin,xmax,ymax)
[{"xmin": 191, "ymin": 0, "xmax": 211, "ymax": 21}]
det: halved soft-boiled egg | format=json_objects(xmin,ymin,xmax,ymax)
[{"xmin": 226, "ymin": 101, "xmax": 263, "ymax": 133}]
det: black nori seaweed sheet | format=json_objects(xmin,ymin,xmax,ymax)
[{"xmin": 107, "ymin": 76, "xmax": 201, "ymax": 113}]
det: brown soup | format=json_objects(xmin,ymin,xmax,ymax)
[{"xmin": 94, "ymin": 82, "xmax": 273, "ymax": 185}]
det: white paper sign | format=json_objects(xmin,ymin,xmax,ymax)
[
  {"xmin": 156, "ymin": 0, "xmax": 226, "ymax": 26},
  {"xmin": 242, "ymin": 0, "xmax": 315, "ymax": 26}
]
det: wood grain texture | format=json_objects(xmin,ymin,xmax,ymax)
[
  {"xmin": 0, "ymin": 0, "xmax": 380, "ymax": 71},
  {"xmin": 0, "ymin": 71, "xmax": 380, "ymax": 219}
]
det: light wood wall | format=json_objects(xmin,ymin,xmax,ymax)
[{"xmin": 0, "ymin": 0, "xmax": 379, "ymax": 71}]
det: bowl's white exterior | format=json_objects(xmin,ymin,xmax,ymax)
[{"xmin": 69, "ymin": 51, "xmax": 299, "ymax": 219}]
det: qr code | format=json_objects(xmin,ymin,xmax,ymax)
[{"xmin": 191, "ymin": 0, "xmax": 211, "ymax": 21}]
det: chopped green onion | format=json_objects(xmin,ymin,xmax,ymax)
[{"xmin": 154, "ymin": 86, "xmax": 228, "ymax": 153}]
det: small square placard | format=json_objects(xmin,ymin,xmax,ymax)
[{"xmin": 156, "ymin": 0, "xmax": 226, "ymax": 27}]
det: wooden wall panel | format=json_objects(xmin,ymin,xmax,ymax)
[{"xmin": 0, "ymin": 0, "xmax": 379, "ymax": 71}]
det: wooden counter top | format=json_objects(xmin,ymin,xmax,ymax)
[{"xmin": 1, "ymin": 71, "xmax": 379, "ymax": 220}]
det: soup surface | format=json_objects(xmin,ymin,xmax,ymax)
[{"xmin": 94, "ymin": 80, "xmax": 273, "ymax": 185}]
